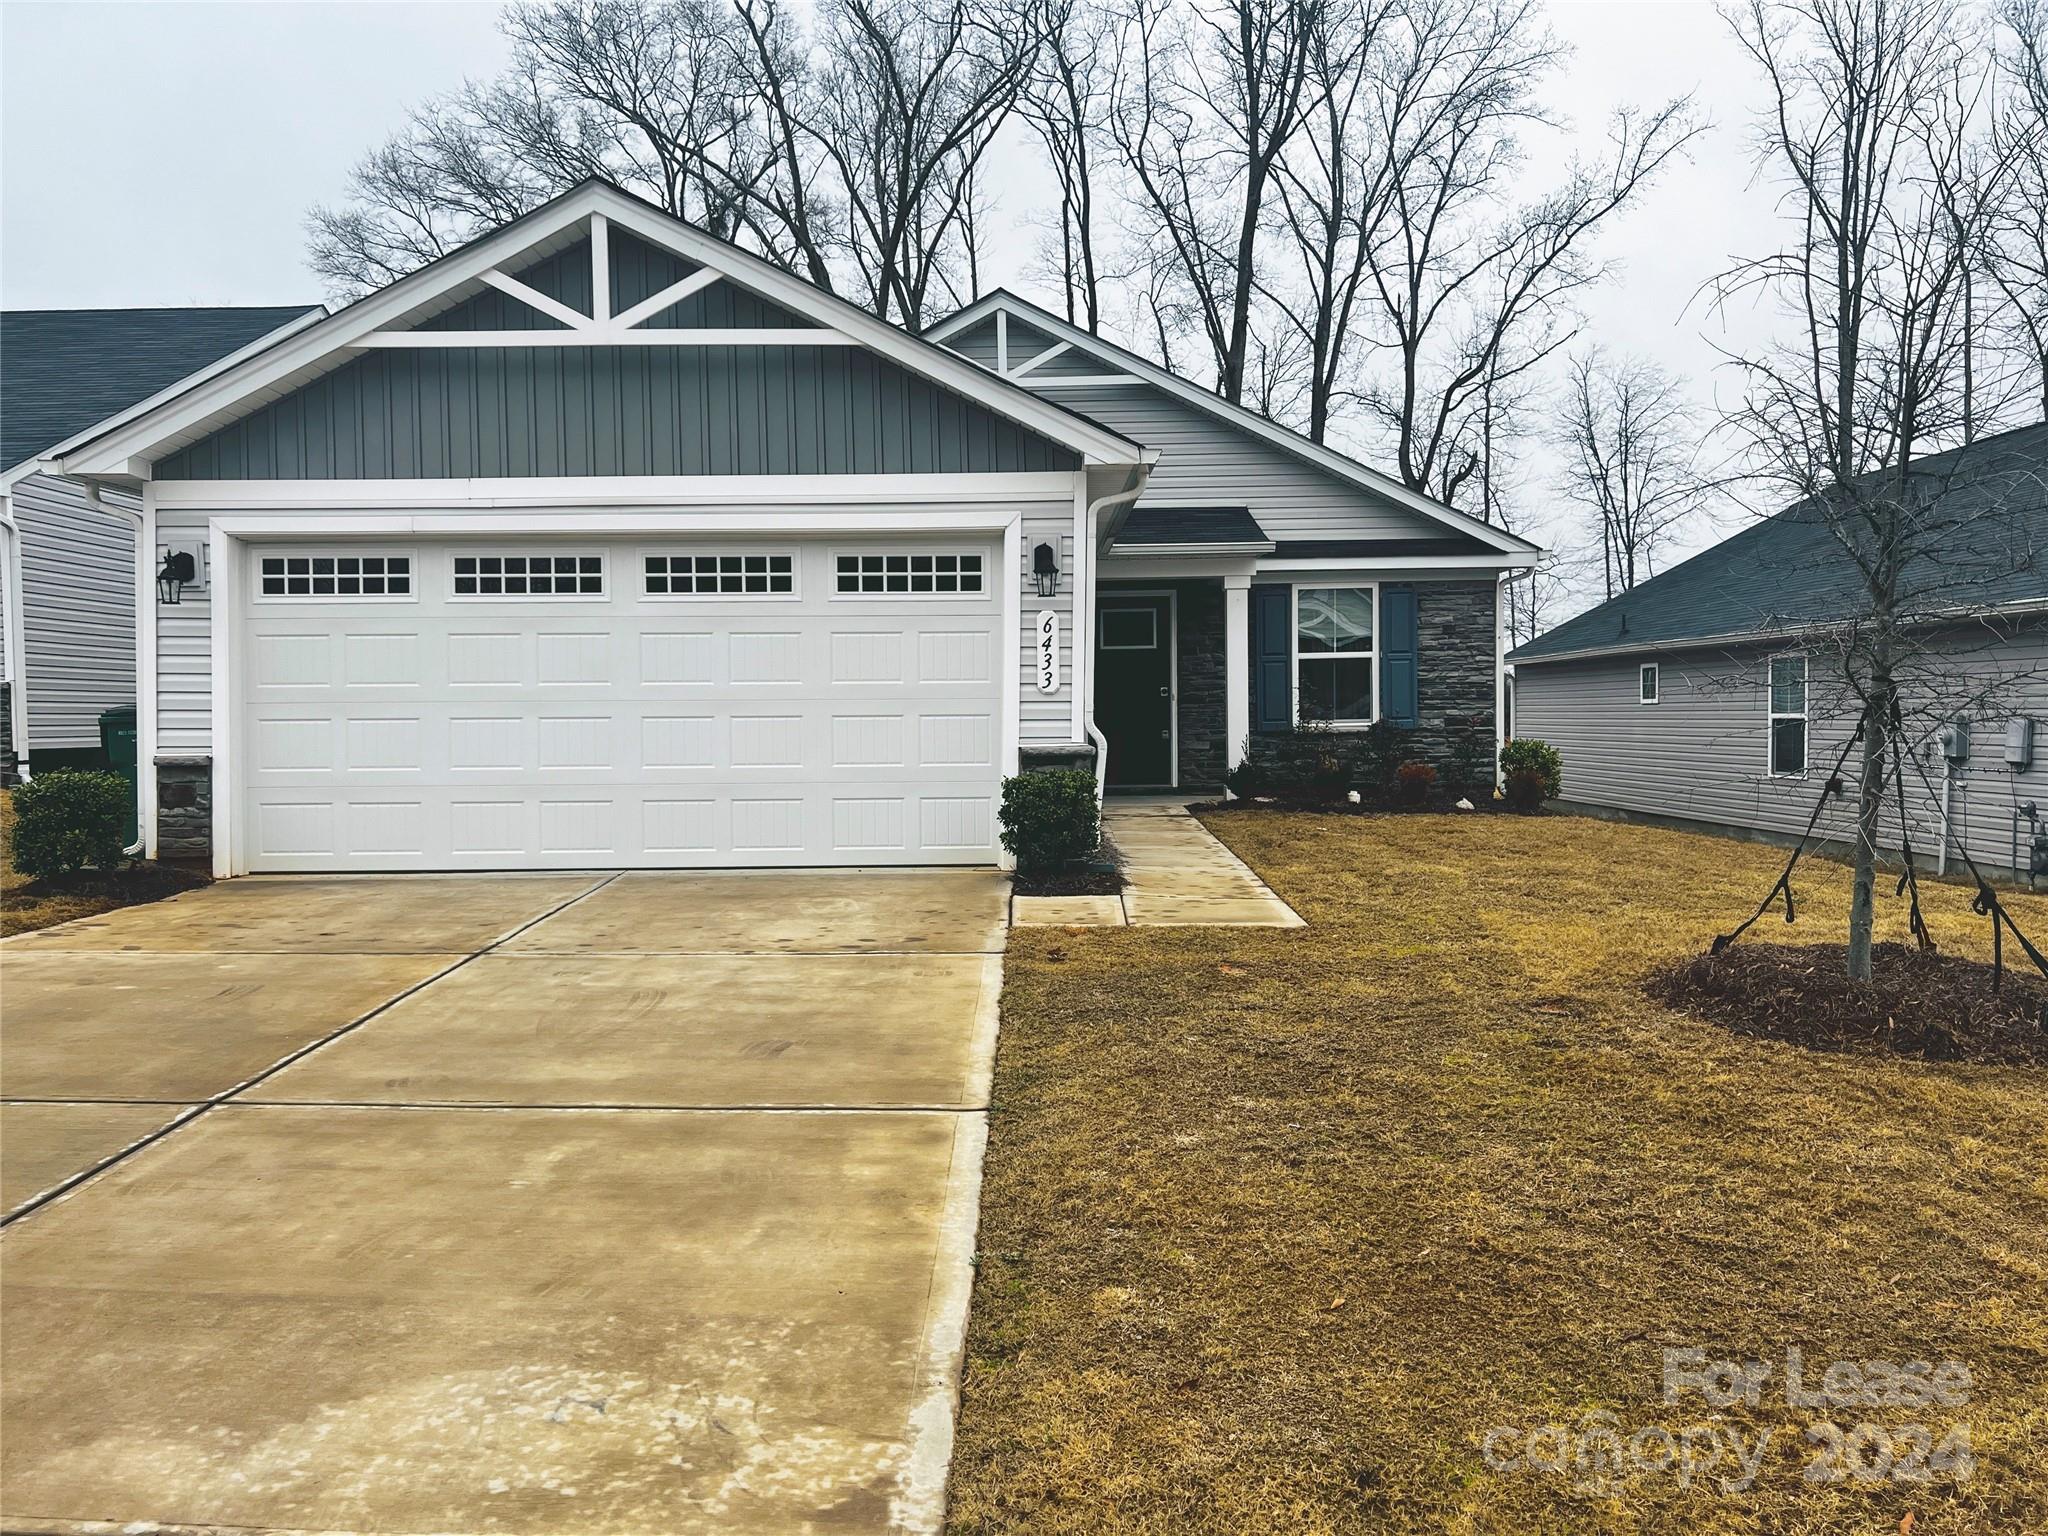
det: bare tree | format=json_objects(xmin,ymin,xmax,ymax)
[
  {"xmin": 1557, "ymin": 350, "xmax": 1713, "ymax": 598},
  {"xmin": 1108, "ymin": 0, "xmax": 1323, "ymax": 401},
  {"xmin": 1987, "ymin": 0, "xmax": 2048, "ymax": 417},
  {"xmin": 1020, "ymin": 0, "xmax": 1116, "ymax": 329},
  {"xmin": 1714, "ymin": 0, "xmax": 2032, "ymax": 981}
]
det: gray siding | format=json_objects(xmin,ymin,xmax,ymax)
[
  {"xmin": 15, "ymin": 473, "xmax": 135, "ymax": 750},
  {"xmin": 153, "ymin": 500, "xmax": 1077, "ymax": 756},
  {"xmin": 156, "ymin": 346, "xmax": 1081, "ymax": 480},
  {"xmin": 1514, "ymin": 619, "xmax": 2048, "ymax": 878}
]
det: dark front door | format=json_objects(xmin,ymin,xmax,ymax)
[{"xmin": 1097, "ymin": 595, "xmax": 1174, "ymax": 787}]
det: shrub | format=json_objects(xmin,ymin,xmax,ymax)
[
  {"xmin": 1500, "ymin": 737, "xmax": 1564, "ymax": 800},
  {"xmin": 1224, "ymin": 751, "xmax": 1273, "ymax": 799},
  {"xmin": 1395, "ymin": 759, "xmax": 1437, "ymax": 806},
  {"xmin": 11, "ymin": 769, "xmax": 132, "ymax": 880},
  {"xmin": 1504, "ymin": 766, "xmax": 1550, "ymax": 813},
  {"xmin": 998, "ymin": 769, "xmax": 1101, "ymax": 874},
  {"xmin": 1260, "ymin": 721, "xmax": 1352, "ymax": 805}
]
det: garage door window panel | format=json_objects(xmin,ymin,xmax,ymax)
[
  {"xmin": 453, "ymin": 553, "xmax": 606, "ymax": 598},
  {"xmin": 257, "ymin": 552, "xmax": 413, "ymax": 600},
  {"xmin": 836, "ymin": 552, "xmax": 985, "ymax": 596},
  {"xmin": 645, "ymin": 552, "xmax": 796, "ymax": 597}
]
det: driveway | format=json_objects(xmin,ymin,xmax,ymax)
[{"xmin": 0, "ymin": 868, "xmax": 1007, "ymax": 1535}]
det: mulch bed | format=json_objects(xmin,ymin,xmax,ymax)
[
  {"xmin": 1650, "ymin": 940, "xmax": 2048, "ymax": 1066},
  {"xmin": 6, "ymin": 860, "xmax": 209, "ymax": 911},
  {"xmin": 1011, "ymin": 864, "xmax": 1124, "ymax": 897},
  {"xmin": 1191, "ymin": 795, "xmax": 1531, "ymax": 817}
]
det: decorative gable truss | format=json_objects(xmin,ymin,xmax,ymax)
[{"xmin": 353, "ymin": 215, "xmax": 858, "ymax": 350}]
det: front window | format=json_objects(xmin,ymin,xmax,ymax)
[
  {"xmin": 1769, "ymin": 654, "xmax": 1807, "ymax": 775},
  {"xmin": 1296, "ymin": 586, "xmax": 1375, "ymax": 725}
]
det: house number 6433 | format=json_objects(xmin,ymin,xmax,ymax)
[{"xmin": 1035, "ymin": 610, "xmax": 1060, "ymax": 693}]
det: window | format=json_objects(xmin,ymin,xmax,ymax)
[
  {"xmin": 1769, "ymin": 654, "xmax": 1807, "ymax": 775},
  {"xmin": 258, "ymin": 553, "xmax": 411, "ymax": 599},
  {"xmin": 1640, "ymin": 663, "xmax": 1660, "ymax": 704},
  {"xmin": 646, "ymin": 553, "xmax": 793, "ymax": 596},
  {"xmin": 1099, "ymin": 608, "xmax": 1157, "ymax": 649},
  {"xmin": 836, "ymin": 551, "xmax": 983, "ymax": 595},
  {"xmin": 453, "ymin": 553, "xmax": 603, "ymax": 597},
  {"xmin": 1295, "ymin": 586, "xmax": 1375, "ymax": 725}
]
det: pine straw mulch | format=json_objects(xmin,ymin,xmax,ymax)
[
  {"xmin": 948, "ymin": 811, "xmax": 2048, "ymax": 1536},
  {"xmin": 0, "ymin": 793, "xmax": 210, "ymax": 936},
  {"xmin": 1652, "ymin": 941, "xmax": 2048, "ymax": 1067}
]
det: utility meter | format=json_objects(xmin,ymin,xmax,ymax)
[
  {"xmin": 1940, "ymin": 720, "xmax": 1971, "ymax": 764},
  {"xmin": 2006, "ymin": 717, "xmax": 2035, "ymax": 772}
]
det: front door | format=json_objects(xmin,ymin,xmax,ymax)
[{"xmin": 1096, "ymin": 595, "xmax": 1174, "ymax": 787}]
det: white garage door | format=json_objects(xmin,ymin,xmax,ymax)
[{"xmin": 235, "ymin": 538, "xmax": 1004, "ymax": 871}]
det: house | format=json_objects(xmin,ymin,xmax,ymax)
[
  {"xmin": 2, "ymin": 306, "xmax": 324, "ymax": 779},
  {"xmin": 1510, "ymin": 421, "xmax": 2048, "ymax": 879},
  {"xmin": 52, "ymin": 179, "xmax": 1535, "ymax": 876}
]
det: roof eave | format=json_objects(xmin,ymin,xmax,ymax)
[{"xmin": 1511, "ymin": 595, "xmax": 2048, "ymax": 666}]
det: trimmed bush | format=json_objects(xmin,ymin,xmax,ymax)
[
  {"xmin": 999, "ymin": 769, "xmax": 1101, "ymax": 874},
  {"xmin": 11, "ymin": 769, "xmax": 132, "ymax": 880},
  {"xmin": 1395, "ymin": 759, "xmax": 1437, "ymax": 806},
  {"xmin": 1500, "ymin": 737, "xmax": 1564, "ymax": 800}
]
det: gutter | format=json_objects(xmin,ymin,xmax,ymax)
[
  {"xmin": 0, "ymin": 495, "xmax": 25, "ymax": 775},
  {"xmin": 84, "ymin": 482, "xmax": 149, "ymax": 858},
  {"xmin": 1512, "ymin": 597, "xmax": 2048, "ymax": 668}
]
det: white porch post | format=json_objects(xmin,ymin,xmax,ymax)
[{"xmin": 1224, "ymin": 574, "xmax": 1251, "ymax": 773}]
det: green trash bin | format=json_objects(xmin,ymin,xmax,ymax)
[{"xmin": 99, "ymin": 705, "xmax": 139, "ymax": 848}]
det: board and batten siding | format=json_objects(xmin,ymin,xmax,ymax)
[
  {"xmin": 945, "ymin": 316, "xmax": 1460, "ymax": 543},
  {"xmin": 152, "ymin": 500, "xmax": 1078, "ymax": 756},
  {"xmin": 157, "ymin": 345, "xmax": 1080, "ymax": 481},
  {"xmin": 15, "ymin": 473, "xmax": 136, "ymax": 749},
  {"xmin": 1514, "ymin": 619, "xmax": 2048, "ymax": 877}
]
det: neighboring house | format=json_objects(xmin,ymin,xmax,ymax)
[
  {"xmin": 53, "ymin": 179, "xmax": 1534, "ymax": 876},
  {"xmin": 1510, "ymin": 421, "xmax": 2048, "ymax": 879},
  {"xmin": 1, "ymin": 306, "xmax": 324, "ymax": 778}
]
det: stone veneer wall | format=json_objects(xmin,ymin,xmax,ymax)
[
  {"xmin": 0, "ymin": 682, "xmax": 16, "ymax": 787},
  {"xmin": 155, "ymin": 757, "xmax": 212, "ymax": 862}
]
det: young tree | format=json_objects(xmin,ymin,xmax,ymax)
[
  {"xmin": 1715, "ymin": 0, "xmax": 2030, "ymax": 981},
  {"xmin": 1107, "ymin": 0, "xmax": 1324, "ymax": 401},
  {"xmin": 1556, "ymin": 350, "xmax": 1712, "ymax": 598},
  {"xmin": 1987, "ymin": 0, "xmax": 2048, "ymax": 417}
]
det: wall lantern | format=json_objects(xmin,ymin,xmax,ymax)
[
  {"xmin": 157, "ymin": 549, "xmax": 196, "ymax": 606},
  {"xmin": 1032, "ymin": 541, "xmax": 1060, "ymax": 598}
]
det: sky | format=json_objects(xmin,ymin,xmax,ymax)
[{"xmin": 0, "ymin": 0, "xmax": 1792, "ymax": 594}]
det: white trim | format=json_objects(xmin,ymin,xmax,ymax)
[
  {"xmin": 1070, "ymin": 477, "xmax": 1088, "ymax": 740},
  {"xmin": 138, "ymin": 485, "xmax": 158, "ymax": 853},
  {"xmin": 1292, "ymin": 581, "xmax": 1379, "ymax": 729},
  {"xmin": 995, "ymin": 311, "xmax": 1008, "ymax": 375},
  {"xmin": 1258, "ymin": 552, "xmax": 1535, "ymax": 572},
  {"xmin": 1001, "ymin": 517, "xmax": 1022, "ymax": 799},
  {"xmin": 589, "ymin": 213, "xmax": 612, "ymax": 324},
  {"xmin": 1639, "ymin": 661, "xmax": 1660, "ymax": 705},
  {"xmin": 153, "ymin": 472, "xmax": 1081, "ymax": 510},
  {"xmin": 1767, "ymin": 651, "xmax": 1808, "ymax": 777},
  {"xmin": 994, "ymin": 374, "xmax": 1141, "ymax": 387},
  {"xmin": 1095, "ymin": 588, "xmax": 1179, "ymax": 789},
  {"xmin": 478, "ymin": 269, "xmax": 595, "ymax": 332},
  {"xmin": 610, "ymin": 267, "xmax": 723, "ymax": 331},
  {"xmin": 1224, "ymin": 575, "xmax": 1250, "ymax": 776},
  {"xmin": 348, "ymin": 328, "xmax": 855, "ymax": 349},
  {"xmin": 63, "ymin": 183, "xmax": 1149, "ymax": 478},
  {"xmin": 209, "ymin": 522, "xmax": 238, "ymax": 878},
  {"xmin": 931, "ymin": 293, "xmax": 1539, "ymax": 557},
  {"xmin": 1009, "ymin": 341, "xmax": 1071, "ymax": 379},
  {"xmin": 0, "ymin": 496, "xmax": 24, "ymax": 765}
]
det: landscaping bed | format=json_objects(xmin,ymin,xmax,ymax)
[
  {"xmin": 1653, "ymin": 941, "xmax": 2048, "ymax": 1066},
  {"xmin": 0, "ymin": 792, "xmax": 209, "ymax": 936},
  {"xmin": 949, "ymin": 811, "xmax": 2048, "ymax": 1534}
]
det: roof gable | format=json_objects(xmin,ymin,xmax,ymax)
[
  {"xmin": 1510, "ymin": 421, "xmax": 2048, "ymax": 663},
  {"xmin": 60, "ymin": 181, "xmax": 1146, "ymax": 482},
  {"xmin": 931, "ymin": 291, "xmax": 1538, "ymax": 558},
  {"xmin": 1, "ymin": 306, "xmax": 321, "ymax": 473}
]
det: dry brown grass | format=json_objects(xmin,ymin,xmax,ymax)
[
  {"xmin": 948, "ymin": 811, "xmax": 2048, "ymax": 1535},
  {"xmin": 0, "ymin": 791, "xmax": 203, "ymax": 936}
]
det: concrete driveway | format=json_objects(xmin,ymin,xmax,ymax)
[{"xmin": 0, "ymin": 868, "xmax": 1006, "ymax": 1535}]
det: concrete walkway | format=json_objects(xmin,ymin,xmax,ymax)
[
  {"xmin": 1012, "ymin": 800, "xmax": 1304, "ymax": 928},
  {"xmin": 1, "ymin": 869, "xmax": 1006, "ymax": 1536}
]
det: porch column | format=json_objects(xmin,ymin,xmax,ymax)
[{"xmin": 1224, "ymin": 574, "xmax": 1251, "ymax": 774}]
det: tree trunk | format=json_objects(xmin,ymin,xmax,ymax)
[{"xmin": 1846, "ymin": 661, "xmax": 1894, "ymax": 983}]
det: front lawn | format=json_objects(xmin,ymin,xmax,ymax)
[{"xmin": 949, "ymin": 812, "xmax": 2048, "ymax": 1534}]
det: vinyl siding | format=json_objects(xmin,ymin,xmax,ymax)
[
  {"xmin": 1514, "ymin": 619, "xmax": 2048, "ymax": 877},
  {"xmin": 153, "ymin": 499, "xmax": 1077, "ymax": 756},
  {"xmin": 156, "ymin": 345, "xmax": 1080, "ymax": 480},
  {"xmin": 946, "ymin": 316, "xmax": 1462, "ymax": 543},
  {"xmin": 15, "ymin": 473, "xmax": 135, "ymax": 749}
]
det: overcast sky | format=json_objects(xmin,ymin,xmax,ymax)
[{"xmin": 1, "ymin": 0, "xmax": 1791, "ymax": 585}]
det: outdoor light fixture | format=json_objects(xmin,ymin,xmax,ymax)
[
  {"xmin": 157, "ymin": 549, "xmax": 196, "ymax": 606},
  {"xmin": 1032, "ymin": 541, "xmax": 1060, "ymax": 598}
]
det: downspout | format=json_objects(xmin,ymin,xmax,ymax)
[
  {"xmin": 1081, "ymin": 471, "xmax": 1153, "ymax": 802},
  {"xmin": 0, "ymin": 492, "xmax": 26, "ymax": 779},
  {"xmin": 86, "ymin": 482, "xmax": 149, "ymax": 858}
]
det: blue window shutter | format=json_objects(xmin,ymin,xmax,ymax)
[
  {"xmin": 1252, "ymin": 584, "xmax": 1293, "ymax": 732},
  {"xmin": 1380, "ymin": 585, "xmax": 1419, "ymax": 726}
]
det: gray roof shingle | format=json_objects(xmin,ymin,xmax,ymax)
[
  {"xmin": 1511, "ymin": 421, "xmax": 2048, "ymax": 663},
  {"xmin": 1111, "ymin": 505, "xmax": 1272, "ymax": 548},
  {"xmin": 2, "ymin": 305, "xmax": 321, "ymax": 472}
]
